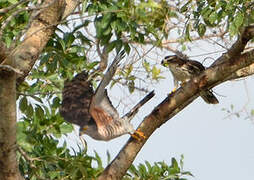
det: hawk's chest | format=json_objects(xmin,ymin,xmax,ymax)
[{"xmin": 168, "ymin": 65, "xmax": 191, "ymax": 82}]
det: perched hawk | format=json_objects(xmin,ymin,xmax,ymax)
[
  {"xmin": 60, "ymin": 51, "xmax": 154, "ymax": 141},
  {"xmin": 161, "ymin": 55, "xmax": 218, "ymax": 104}
]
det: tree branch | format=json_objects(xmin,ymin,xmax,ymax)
[
  {"xmin": 0, "ymin": 1, "xmax": 79, "ymax": 179},
  {"xmin": 98, "ymin": 26, "xmax": 254, "ymax": 180},
  {"xmin": 0, "ymin": 41, "xmax": 10, "ymax": 64},
  {"xmin": 1, "ymin": 0, "xmax": 79, "ymax": 86},
  {"xmin": 0, "ymin": 66, "xmax": 24, "ymax": 180},
  {"xmin": 212, "ymin": 25, "xmax": 254, "ymax": 66}
]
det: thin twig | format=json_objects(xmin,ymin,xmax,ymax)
[{"xmin": 0, "ymin": 0, "xmax": 30, "ymax": 14}]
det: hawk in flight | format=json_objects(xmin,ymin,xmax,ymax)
[
  {"xmin": 60, "ymin": 51, "xmax": 154, "ymax": 141},
  {"xmin": 161, "ymin": 55, "xmax": 218, "ymax": 104}
]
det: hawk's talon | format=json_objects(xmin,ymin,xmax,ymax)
[
  {"xmin": 169, "ymin": 87, "xmax": 177, "ymax": 95},
  {"xmin": 172, "ymin": 87, "xmax": 177, "ymax": 93},
  {"xmin": 131, "ymin": 128, "xmax": 146, "ymax": 141}
]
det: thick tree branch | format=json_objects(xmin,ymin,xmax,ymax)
[
  {"xmin": 99, "ymin": 26, "xmax": 254, "ymax": 180},
  {"xmin": 212, "ymin": 25, "xmax": 254, "ymax": 66},
  {"xmin": 0, "ymin": 66, "xmax": 24, "ymax": 180},
  {"xmin": 62, "ymin": 0, "xmax": 79, "ymax": 20},
  {"xmin": 0, "ymin": 41, "xmax": 10, "ymax": 64},
  {"xmin": 1, "ymin": 0, "xmax": 79, "ymax": 86},
  {"xmin": 227, "ymin": 62, "xmax": 254, "ymax": 80},
  {"xmin": 1, "ymin": 0, "xmax": 66, "ymax": 83},
  {"xmin": 0, "ymin": 1, "xmax": 79, "ymax": 179}
]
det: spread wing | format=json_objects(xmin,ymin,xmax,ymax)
[
  {"xmin": 60, "ymin": 71, "xmax": 94, "ymax": 127},
  {"xmin": 89, "ymin": 51, "xmax": 125, "ymax": 127}
]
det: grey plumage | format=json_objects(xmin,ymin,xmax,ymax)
[{"xmin": 60, "ymin": 51, "xmax": 155, "ymax": 141}]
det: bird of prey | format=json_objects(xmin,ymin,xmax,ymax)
[
  {"xmin": 161, "ymin": 55, "xmax": 218, "ymax": 104},
  {"xmin": 60, "ymin": 51, "xmax": 155, "ymax": 141}
]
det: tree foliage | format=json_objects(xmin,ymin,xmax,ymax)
[{"xmin": 0, "ymin": 0, "xmax": 254, "ymax": 179}]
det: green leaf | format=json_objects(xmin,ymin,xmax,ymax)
[
  {"xmin": 59, "ymin": 123, "xmax": 73, "ymax": 134},
  {"xmin": 209, "ymin": 11, "xmax": 218, "ymax": 25},
  {"xmin": 81, "ymin": 0, "xmax": 88, "ymax": 14},
  {"xmin": 138, "ymin": 164, "xmax": 147, "ymax": 175},
  {"xmin": 59, "ymin": 39, "xmax": 66, "ymax": 51},
  {"xmin": 124, "ymin": 43, "xmax": 131, "ymax": 54},
  {"xmin": 143, "ymin": 60, "xmax": 151, "ymax": 73},
  {"xmin": 94, "ymin": 151, "xmax": 103, "ymax": 169},
  {"xmin": 234, "ymin": 12, "xmax": 244, "ymax": 28},
  {"xmin": 8, "ymin": 0, "xmax": 18, "ymax": 4},
  {"xmin": 179, "ymin": 155, "xmax": 184, "ymax": 168},
  {"xmin": 197, "ymin": 23, "xmax": 206, "ymax": 37},
  {"xmin": 17, "ymin": 122, "xmax": 34, "ymax": 152},
  {"xmin": 106, "ymin": 41, "xmax": 117, "ymax": 53},
  {"xmin": 64, "ymin": 33, "xmax": 75, "ymax": 48},
  {"xmin": 27, "ymin": 104, "xmax": 34, "ymax": 117},
  {"xmin": 128, "ymin": 164, "xmax": 139, "ymax": 177},
  {"xmin": 101, "ymin": 13, "xmax": 112, "ymax": 29},
  {"xmin": 126, "ymin": 65, "xmax": 133, "ymax": 77},
  {"xmin": 152, "ymin": 66, "xmax": 161, "ymax": 80},
  {"xmin": 19, "ymin": 97, "xmax": 28, "ymax": 113},
  {"xmin": 52, "ymin": 97, "xmax": 61, "ymax": 108},
  {"xmin": 85, "ymin": 61, "xmax": 99, "ymax": 70},
  {"xmin": 180, "ymin": 1, "xmax": 190, "ymax": 13},
  {"xmin": 229, "ymin": 23, "xmax": 237, "ymax": 37},
  {"xmin": 145, "ymin": 161, "xmax": 152, "ymax": 172},
  {"xmin": 251, "ymin": 109, "xmax": 254, "ymax": 116},
  {"xmin": 128, "ymin": 80, "xmax": 135, "ymax": 93},
  {"xmin": 106, "ymin": 150, "xmax": 111, "ymax": 165},
  {"xmin": 185, "ymin": 23, "xmax": 191, "ymax": 41},
  {"xmin": 35, "ymin": 105, "xmax": 44, "ymax": 120}
]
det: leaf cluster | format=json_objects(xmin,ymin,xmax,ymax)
[
  {"xmin": 180, "ymin": 0, "xmax": 254, "ymax": 38},
  {"xmin": 125, "ymin": 156, "xmax": 193, "ymax": 180}
]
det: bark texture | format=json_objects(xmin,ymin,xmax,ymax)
[
  {"xmin": 99, "ymin": 26, "xmax": 254, "ymax": 180},
  {"xmin": 0, "ymin": 67, "xmax": 23, "ymax": 180},
  {"xmin": 0, "ymin": 0, "xmax": 79, "ymax": 85},
  {"xmin": 0, "ymin": 0, "xmax": 78, "ymax": 179}
]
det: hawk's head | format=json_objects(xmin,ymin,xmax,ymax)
[{"xmin": 161, "ymin": 55, "xmax": 186, "ymax": 68}]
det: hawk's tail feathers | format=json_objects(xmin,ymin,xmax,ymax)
[
  {"xmin": 123, "ymin": 90, "xmax": 155, "ymax": 121},
  {"xmin": 200, "ymin": 90, "xmax": 219, "ymax": 104}
]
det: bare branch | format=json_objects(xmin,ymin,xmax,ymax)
[{"xmin": 96, "ymin": 39, "xmax": 109, "ymax": 71}]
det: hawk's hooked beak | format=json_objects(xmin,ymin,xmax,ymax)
[
  {"xmin": 161, "ymin": 56, "xmax": 175, "ymax": 67},
  {"xmin": 161, "ymin": 60, "xmax": 169, "ymax": 67}
]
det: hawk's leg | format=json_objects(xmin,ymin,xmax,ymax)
[
  {"xmin": 130, "ymin": 128, "xmax": 146, "ymax": 141},
  {"xmin": 170, "ymin": 79, "xmax": 179, "ymax": 94}
]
